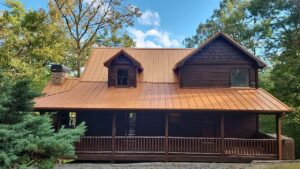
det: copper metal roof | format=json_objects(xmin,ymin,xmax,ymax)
[
  {"xmin": 81, "ymin": 48, "xmax": 194, "ymax": 83},
  {"xmin": 42, "ymin": 78, "xmax": 79, "ymax": 95},
  {"xmin": 35, "ymin": 82, "xmax": 291, "ymax": 112}
]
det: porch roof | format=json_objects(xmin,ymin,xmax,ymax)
[{"xmin": 34, "ymin": 82, "xmax": 291, "ymax": 113}]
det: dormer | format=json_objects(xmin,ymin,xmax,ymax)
[{"xmin": 104, "ymin": 50, "xmax": 143, "ymax": 88}]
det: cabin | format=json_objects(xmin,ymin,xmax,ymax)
[{"xmin": 34, "ymin": 32, "xmax": 295, "ymax": 162}]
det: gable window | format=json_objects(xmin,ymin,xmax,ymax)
[
  {"xmin": 230, "ymin": 69, "xmax": 249, "ymax": 87},
  {"xmin": 117, "ymin": 69, "xmax": 129, "ymax": 86}
]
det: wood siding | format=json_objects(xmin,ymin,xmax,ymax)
[
  {"xmin": 224, "ymin": 114, "xmax": 257, "ymax": 138},
  {"xmin": 74, "ymin": 111, "xmax": 257, "ymax": 139},
  {"xmin": 77, "ymin": 111, "xmax": 113, "ymax": 136},
  {"xmin": 108, "ymin": 54, "xmax": 137, "ymax": 87},
  {"xmin": 180, "ymin": 36, "xmax": 258, "ymax": 88},
  {"xmin": 136, "ymin": 113, "xmax": 165, "ymax": 136}
]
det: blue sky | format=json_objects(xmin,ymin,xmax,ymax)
[{"xmin": 0, "ymin": 0, "xmax": 221, "ymax": 47}]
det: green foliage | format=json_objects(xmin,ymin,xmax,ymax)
[
  {"xmin": 51, "ymin": 0, "xmax": 141, "ymax": 76},
  {"xmin": 96, "ymin": 29, "xmax": 135, "ymax": 47},
  {"xmin": 0, "ymin": 0, "xmax": 73, "ymax": 92},
  {"xmin": 250, "ymin": 0, "xmax": 300, "ymax": 158},
  {"xmin": 183, "ymin": 0, "xmax": 263, "ymax": 55},
  {"xmin": 185, "ymin": 0, "xmax": 300, "ymax": 158},
  {"xmin": 0, "ymin": 76, "xmax": 86, "ymax": 169}
]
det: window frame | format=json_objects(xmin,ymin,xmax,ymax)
[
  {"xmin": 116, "ymin": 68, "xmax": 129, "ymax": 87},
  {"xmin": 230, "ymin": 68, "xmax": 250, "ymax": 87},
  {"xmin": 68, "ymin": 112, "xmax": 77, "ymax": 128}
]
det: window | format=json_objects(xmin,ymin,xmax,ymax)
[
  {"xmin": 169, "ymin": 113, "xmax": 181, "ymax": 124},
  {"xmin": 125, "ymin": 113, "xmax": 136, "ymax": 136},
  {"xmin": 230, "ymin": 69, "xmax": 249, "ymax": 87},
  {"xmin": 117, "ymin": 69, "xmax": 129, "ymax": 86},
  {"xmin": 69, "ymin": 112, "xmax": 76, "ymax": 128}
]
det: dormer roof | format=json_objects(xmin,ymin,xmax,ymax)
[{"xmin": 103, "ymin": 49, "xmax": 144, "ymax": 72}]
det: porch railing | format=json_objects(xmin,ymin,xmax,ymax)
[
  {"xmin": 115, "ymin": 136, "xmax": 165, "ymax": 152},
  {"xmin": 76, "ymin": 136, "xmax": 277, "ymax": 156},
  {"xmin": 224, "ymin": 138, "xmax": 277, "ymax": 156}
]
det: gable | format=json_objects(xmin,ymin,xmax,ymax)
[
  {"xmin": 111, "ymin": 54, "xmax": 134, "ymax": 65},
  {"xmin": 104, "ymin": 50, "xmax": 143, "ymax": 71},
  {"xmin": 185, "ymin": 36, "xmax": 255, "ymax": 65},
  {"xmin": 174, "ymin": 32, "xmax": 267, "ymax": 70}
]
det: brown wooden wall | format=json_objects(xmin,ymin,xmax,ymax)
[
  {"xmin": 72, "ymin": 111, "xmax": 257, "ymax": 138},
  {"xmin": 224, "ymin": 113, "xmax": 258, "ymax": 138},
  {"xmin": 76, "ymin": 111, "xmax": 113, "ymax": 136},
  {"xmin": 180, "ymin": 36, "xmax": 258, "ymax": 88},
  {"xmin": 108, "ymin": 54, "xmax": 137, "ymax": 87}
]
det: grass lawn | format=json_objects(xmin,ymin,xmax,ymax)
[{"xmin": 263, "ymin": 163, "xmax": 300, "ymax": 169}]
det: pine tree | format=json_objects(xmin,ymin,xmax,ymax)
[{"xmin": 0, "ymin": 76, "xmax": 86, "ymax": 169}]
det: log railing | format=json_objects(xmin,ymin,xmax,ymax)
[
  {"xmin": 168, "ymin": 137, "xmax": 222, "ymax": 154},
  {"xmin": 224, "ymin": 138, "xmax": 277, "ymax": 156},
  {"xmin": 115, "ymin": 136, "xmax": 165, "ymax": 152},
  {"xmin": 76, "ymin": 136, "xmax": 277, "ymax": 156},
  {"xmin": 76, "ymin": 136, "xmax": 112, "ymax": 151}
]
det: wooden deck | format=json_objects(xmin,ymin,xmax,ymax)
[{"xmin": 75, "ymin": 136, "xmax": 278, "ymax": 162}]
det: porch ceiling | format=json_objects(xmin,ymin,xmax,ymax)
[{"xmin": 34, "ymin": 82, "xmax": 291, "ymax": 113}]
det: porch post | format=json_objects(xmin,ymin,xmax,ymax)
[
  {"xmin": 164, "ymin": 112, "xmax": 169, "ymax": 161},
  {"xmin": 54, "ymin": 112, "xmax": 62, "ymax": 131},
  {"xmin": 111, "ymin": 112, "xmax": 117, "ymax": 161},
  {"xmin": 276, "ymin": 113, "xmax": 283, "ymax": 160},
  {"xmin": 220, "ymin": 113, "xmax": 225, "ymax": 156}
]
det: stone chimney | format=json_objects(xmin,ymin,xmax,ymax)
[{"xmin": 51, "ymin": 64, "xmax": 66, "ymax": 85}]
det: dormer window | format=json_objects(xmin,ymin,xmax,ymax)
[
  {"xmin": 117, "ymin": 69, "xmax": 129, "ymax": 86},
  {"xmin": 230, "ymin": 69, "xmax": 249, "ymax": 87},
  {"xmin": 104, "ymin": 50, "xmax": 143, "ymax": 88}
]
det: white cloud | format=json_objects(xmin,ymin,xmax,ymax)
[
  {"xmin": 129, "ymin": 28, "xmax": 181, "ymax": 48},
  {"xmin": 138, "ymin": 10, "xmax": 160, "ymax": 26}
]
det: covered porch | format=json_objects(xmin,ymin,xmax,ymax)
[{"xmin": 53, "ymin": 110, "xmax": 291, "ymax": 162}]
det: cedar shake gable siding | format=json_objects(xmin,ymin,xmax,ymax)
[{"xmin": 178, "ymin": 35, "xmax": 260, "ymax": 88}]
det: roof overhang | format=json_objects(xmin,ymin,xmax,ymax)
[{"xmin": 34, "ymin": 82, "xmax": 292, "ymax": 113}]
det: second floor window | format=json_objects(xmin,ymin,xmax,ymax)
[
  {"xmin": 230, "ymin": 69, "xmax": 249, "ymax": 87},
  {"xmin": 117, "ymin": 69, "xmax": 129, "ymax": 86}
]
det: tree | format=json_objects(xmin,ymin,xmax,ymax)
[
  {"xmin": 183, "ymin": 0, "xmax": 270, "ymax": 57},
  {"xmin": 248, "ymin": 0, "xmax": 300, "ymax": 157},
  {"xmin": 0, "ymin": 0, "xmax": 73, "ymax": 92},
  {"xmin": 52, "ymin": 0, "xmax": 141, "ymax": 77},
  {"xmin": 96, "ymin": 28, "xmax": 135, "ymax": 47},
  {"xmin": 185, "ymin": 0, "xmax": 300, "ymax": 157},
  {"xmin": 0, "ymin": 76, "xmax": 86, "ymax": 169}
]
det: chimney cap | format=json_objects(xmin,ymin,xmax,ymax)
[{"xmin": 51, "ymin": 64, "xmax": 69, "ymax": 72}]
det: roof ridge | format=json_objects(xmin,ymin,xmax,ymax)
[{"xmin": 93, "ymin": 47, "xmax": 196, "ymax": 50}]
